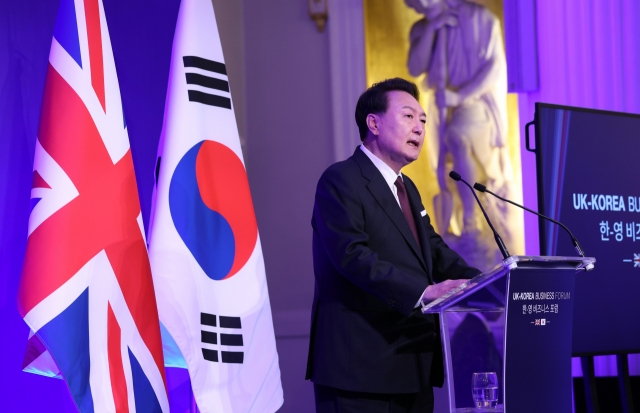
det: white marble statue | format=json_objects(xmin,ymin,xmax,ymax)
[{"xmin": 405, "ymin": 0, "xmax": 514, "ymax": 267}]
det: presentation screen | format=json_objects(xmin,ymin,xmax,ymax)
[{"xmin": 535, "ymin": 103, "xmax": 640, "ymax": 355}]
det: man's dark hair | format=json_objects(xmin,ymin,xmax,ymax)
[{"xmin": 354, "ymin": 77, "xmax": 420, "ymax": 141}]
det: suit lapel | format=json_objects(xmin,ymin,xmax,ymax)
[{"xmin": 352, "ymin": 149, "xmax": 427, "ymax": 271}]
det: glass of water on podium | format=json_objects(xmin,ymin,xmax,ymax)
[{"xmin": 472, "ymin": 372, "xmax": 498, "ymax": 409}]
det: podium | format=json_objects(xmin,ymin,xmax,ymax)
[{"xmin": 422, "ymin": 255, "xmax": 595, "ymax": 413}]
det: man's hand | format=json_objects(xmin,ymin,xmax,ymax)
[{"xmin": 421, "ymin": 279, "xmax": 469, "ymax": 303}]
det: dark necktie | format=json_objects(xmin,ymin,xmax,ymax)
[{"xmin": 394, "ymin": 176, "xmax": 421, "ymax": 249}]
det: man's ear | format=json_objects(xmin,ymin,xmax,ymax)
[{"xmin": 366, "ymin": 113, "xmax": 380, "ymax": 136}]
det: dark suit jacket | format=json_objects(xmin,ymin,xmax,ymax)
[{"xmin": 305, "ymin": 147, "xmax": 480, "ymax": 394}]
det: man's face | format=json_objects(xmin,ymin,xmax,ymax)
[{"xmin": 367, "ymin": 90, "xmax": 426, "ymax": 172}]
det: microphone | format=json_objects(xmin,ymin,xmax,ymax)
[
  {"xmin": 473, "ymin": 183, "xmax": 592, "ymax": 268},
  {"xmin": 449, "ymin": 171, "xmax": 510, "ymax": 259}
]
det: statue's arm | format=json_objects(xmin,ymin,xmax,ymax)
[{"xmin": 407, "ymin": 18, "xmax": 436, "ymax": 77}]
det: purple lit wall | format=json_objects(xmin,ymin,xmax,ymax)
[
  {"xmin": 517, "ymin": 0, "xmax": 640, "ymax": 377},
  {"xmin": 518, "ymin": 0, "xmax": 640, "ymax": 255}
]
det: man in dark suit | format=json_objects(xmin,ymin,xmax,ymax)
[{"xmin": 306, "ymin": 78, "xmax": 481, "ymax": 412}]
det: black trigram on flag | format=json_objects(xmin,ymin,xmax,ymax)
[
  {"xmin": 183, "ymin": 56, "xmax": 232, "ymax": 110},
  {"xmin": 200, "ymin": 312, "xmax": 244, "ymax": 364}
]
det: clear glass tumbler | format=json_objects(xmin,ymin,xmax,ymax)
[{"xmin": 472, "ymin": 372, "xmax": 498, "ymax": 409}]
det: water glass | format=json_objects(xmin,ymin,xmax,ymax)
[{"xmin": 472, "ymin": 372, "xmax": 498, "ymax": 409}]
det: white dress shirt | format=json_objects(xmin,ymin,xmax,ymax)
[{"xmin": 359, "ymin": 145, "xmax": 428, "ymax": 306}]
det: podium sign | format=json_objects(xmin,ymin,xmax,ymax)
[{"xmin": 422, "ymin": 256, "xmax": 594, "ymax": 413}]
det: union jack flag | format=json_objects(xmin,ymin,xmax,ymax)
[{"xmin": 17, "ymin": 0, "xmax": 169, "ymax": 411}]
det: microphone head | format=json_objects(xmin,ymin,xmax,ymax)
[
  {"xmin": 473, "ymin": 183, "xmax": 487, "ymax": 192},
  {"xmin": 449, "ymin": 171, "xmax": 461, "ymax": 181}
]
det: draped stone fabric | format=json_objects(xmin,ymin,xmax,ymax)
[{"xmin": 426, "ymin": 1, "xmax": 507, "ymax": 150}]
